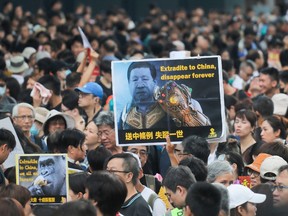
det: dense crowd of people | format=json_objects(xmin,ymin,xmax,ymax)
[{"xmin": 0, "ymin": 0, "xmax": 288, "ymax": 216}]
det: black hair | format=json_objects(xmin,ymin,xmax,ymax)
[
  {"xmin": 0, "ymin": 183, "xmax": 30, "ymax": 208},
  {"xmin": 87, "ymin": 146, "xmax": 112, "ymax": 171},
  {"xmin": 100, "ymin": 60, "xmax": 112, "ymax": 74},
  {"xmin": 69, "ymin": 172, "xmax": 89, "ymax": 195},
  {"xmin": 280, "ymin": 70, "xmax": 288, "ymax": 84},
  {"xmin": 182, "ymin": 135, "xmax": 210, "ymax": 164},
  {"xmin": 105, "ymin": 153, "xmax": 140, "ymax": 185},
  {"xmin": 46, "ymin": 130, "xmax": 61, "ymax": 153},
  {"xmin": 37, "ymin": 58, "xmax": 56, "ymax": 75},
  {"xmin": 179, "ymin": 156, "xmax": 208, "ymax": 182},
  {"xmin": 0, "ymin": 128, "xmax": 16, "ymax": 150},
  {"xmin": 4, "ymin": 77, "xmax": 20, "ymax": 101},
  {"xmin": 263, "ymin": 115, "xmax": 287, "ymax": 140},
  {"xmin": 66, "ymin": 72, "xmax": 81, "ymax": 89},
  {"xmin": 246, "ymin": 50, "xmax": 261, "ymax": 62},
  {"xmin": 260, "ymin": 67, "xmax": 279, "ymax": 84},
  {"xmin": 57, "ymin": 129, "xmax": 85, "ymax": 153},
  {"xmin": 54, "ymin": 199, "xmax": 96, "ymax": 216},
  {"xmin": 62, "ymin": 90, "xmax": 79, "ymax": 110},
  {"xmin": 234, "ymin": 109, "xmax": 257, "ymax": 128},
  {"xmin": 127, "ymin": 61, "xmax": 157, "ymax": 82},
  {"xmin": 163, "ymin": 165, "xmax": 196, "ymax": 192},
  {"xmin": 38, "ymin": 74, "xmax": 61, "ymax": 96},
  {"xmin": 86, "ymin": 171, "xmax": 127, "ymax": 216},
  {"xmin": 222, "ymin": 59, "xmax": 234, "ymax": 72},
  {"xmin": 224, "ymin": 151, "xmax": 244, "ymax": 176},
  {"xmin": 252, "ymin": 95, "xmax": 274, "ymax": 118},
  {"xmin": 185, "ymin": 182, "xmax": 221, "ymax": 216},
  {"xmin": 256, "ymin": 141, "xmax": 288, "ymax": 163}
]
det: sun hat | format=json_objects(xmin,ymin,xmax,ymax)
[
  {"xmin": 7, "ymin": 55, "xmax": 29, "ymax": 73},
  {"xmin": 22, "ymin": 47, "xmax": 36, "ymax": 60},
  {"xmin": 34, "ymin": 107, "xmax": 49, "ymax": 124},
  {"xmin": 42, "ymin": 109, "xmax": 75, "ymax": 135},
  {"xmin": 245, "ymin": 153, "xmax": 271, "ymax": 173},
  {"xmin": 272, "ymin": 93, "xmax": 288, "ymax": 116},
  {"xmin": 228, "ymin": 184, "xmax": 266, "ymax": 209}
]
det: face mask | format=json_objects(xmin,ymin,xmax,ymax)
[
  {"xmin": 30, "ymin": 124, "xmax": 40, "ymax": 136},
  {"xmin": 0, "ymin": 86, "xmax": 6, "ymax": 96}
]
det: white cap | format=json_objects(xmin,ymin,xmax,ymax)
[
  {"xmin": 227, "ymin": 184, "xmax": 266, "ymax": 209},
  {"xmin": 272, "ymin": 93, "xmax": 288, "ymax": 116},
  {"xmin": 22, "ymin": 47, "xmax": 36, "ymax": 60},
  {"xmin": 260, "ymin": 156, "xmax": 287, "ymax": 181}
]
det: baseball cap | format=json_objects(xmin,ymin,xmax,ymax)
[
  {"xmin": 245, "ymin": 153, "xmax": 272, "ymax": 173},
  {"xmin": 260, "ymin": 156, "xmax": 288, "ymax": 181},
  {"xmin": 228, "ymin": 184, "xmax": 266, "ymax": 209},
  {"xmin": 75, "ymin": 82, "xmax": 103, "ymax": 100}
]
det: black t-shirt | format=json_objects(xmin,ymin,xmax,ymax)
[{"xmin": 120, "ymin": 193, "xmax": 152, "ymax": 216}]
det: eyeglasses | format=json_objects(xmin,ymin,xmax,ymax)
[
  {"xmin": 128, "ymin": 149, "xmax": 148, "ymax": 157},
  {"xmin": 247, "ymin": 169, "xmax": 260, "ymax": 177},
  {"xmin": 97, "ymin": 129, "xmax": 114, "ymax": 137},
  {"xmin": 271, "ymin": 185, "xmax": 288, "ymax": 192},
  {"xmin": 15, "ymin": 115, "xmax": 34, "ymax": 121},
  {"xmin": 107, "ymin": 169, "xmax": 130, "ymax": 174}
]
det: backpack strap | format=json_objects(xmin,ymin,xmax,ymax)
[
  {"xmin": 145, "ymin": 174, "xmax": 156, "ymax": 192},
  {"xmin": 147, "ymin": 192, "xmax": 159, "ymax": 210}
]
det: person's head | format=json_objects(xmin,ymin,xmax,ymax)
[
  {"xmin": 75, "ymin": 82, "xmax": 103, "ymax": 109},
  {"xmin": 126, "ymin": 145, "xmax": 148, "ymax": 167},
  {"xmin": 87, "ymin": 146, "xmax": 112, "ymax": 172},
  {"xmin": 256, "ymin": 140, "xmax": 288, "ymax": 163},
  {"xmin": 58, "ymin": 129, "xmax": 87, "ymax": 162},
  {"xmin": 272, "ymin": 165, "xmax": 288, "ymax": 208},
  {"xmin": 207, "ymin": 160, "xmax": 235, "ymax": 187},
  {"xmin": 251, "ymin": 184, "xmax": 274, "ymax": 216},
  {"xmin": 0, "ymin": 128, "xmax": 16, "ymax": 164},
  {"xmin": 246, "ymin": 49, "xmax": 264, "ymax": 69},
  {"xmin": 213, "ymin": 183, "xmax": 230, "ymax": 216},
  {"xmin": 218, "ymin": 151, "xmax": 245, "ymax": 178},
  {"xmin": 260, "ymin": 156, "xmax": 287, "ymax": 184},
  {"xmin": 66, "ymin": 72, "xmax": 81, "ymax": 90},
  {"xmin": 163, "ymin": 165, "xmax": 196, "ymax": 208},
  {"xmin": 280, "ymin": 49, "xmax": 288, "ymax": 68},
  {"xmin": 0, "ymin": 183, "xmax": 31, "ymax": 216},
  {"xmin": 127, "ymin": 61, "xmax": 157, "ymax": 103},
  {"xmin": 279, "ymin": 70, "xmax": 288, "ymax": 94},
  {"xmin": 85, "ymin": 171, "xmax": 127, "ymax": 216},
  {"xmin": 181, "ymin": 135, "xmax": 210, "ymax": 164},
  {"xmin": 245, "ymin": 153, "xmax": 272, "ymax": 187},
  {"xmin": 228, "ymin": 184, "xmax": 266, "ymax": 216},
  {"xmin": 95, "ymin": 111, "xmax": 116, "ymax": 150},
  {"xmin": 83, "ymin": 120, "xmax": 100, "ymax": 150},
  {"xmin": 185, "ymin": 182, "xmax": 221, "ymax": 216},
  {"xmin": 105, "ymin": 153, "xmax": 140, "ymax": 186},
  {"xmin": 0, "ymin": 197, "xmax": 24, "ymax": 216},
  {"xmin": 54, "ymin": 199, "xmax": 96, "ymax": 216},
  {"xmin": 259, "ymin": 67, "xmax": 279, "ymax": 96},
  {"xmin": 38, "ymin": 75, "xmax": 61, "ymax": 97},
  {"xmin": 252, "ymin": 95, "xmax": 274, "ymax": 122},
  {"xmin": 38, "ymin": 155, "xmax": 66, "ymax": 196},
  {"xmin": 69, "ymin": 35, "xmax": 83, "ymax": 57},
  {"xmin": 12, "ymin": 103, "xmax": 35, "ymax": 135},
  {"xmin": 42, "ymin": 110, "xmax": 75, "ymax": 136},
  {"xmin": 68, "ymin": 172, "xmax": 89, "ymax": 201},
  {"xmin": 234, "ymin": 109, "xmax": 257, "ymax": 138},
  {"xmin": 100, "ymin": 60, "xmax": 112, "ymax": 82},
  {"xmin": 260, "ymin": 115, "xmax": 287, "ymax": 143},
  {"xmin": 178, "ymin": 156, "xmax": 208, "ymax": 182}
]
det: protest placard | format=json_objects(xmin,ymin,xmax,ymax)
[
  {"xmin": 15, "ymin": 154, "xmax": 68, "ymax": 205},
  {"xmin": 0, "ymin": 117, "xmax": 24, "ymax": 169},
  {"xmin": 112, "ymin": 56, "xmax": 226, "ymax": 146}
]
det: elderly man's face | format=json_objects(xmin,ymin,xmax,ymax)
[
  {"xmin": 13, "ymin": 106, "xmax": 34, "ymax": 134},
  {"xmin": 38, "ymin": 156, "xmax": 66, "ymax": 196},
  {"xmin": 97, "ymin": 125, "xmax": 115, "ymax": 150},
  {"xmin": 129, "ymin": 68, "xmax": 156, "ymax": 103},
  {"xmin": 273, "ymin": 170, "xmax": 288, "ymax": 207}
]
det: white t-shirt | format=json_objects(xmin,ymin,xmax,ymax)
[{"xmin": 141, "ymin": 186, "xmax": 166, "ymax": 216}]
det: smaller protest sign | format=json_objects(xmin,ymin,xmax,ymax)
[{"xmin": 15, "ymin": 154, "xmax": 68, "ymax": 205}]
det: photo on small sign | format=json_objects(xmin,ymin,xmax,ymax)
[{"xmin": 16, "ymin": 154, "xmax": 68, "ymax": 204}]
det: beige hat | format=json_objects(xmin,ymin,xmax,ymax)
[
  {"xmin": 7, "ymin": 55, "xmax": 29, "ymax": 73},
  {"xmin": 260, "ymin": 156, "xmax": 287, "ymax": 181},
  {"xmin": 34, "ymin": 107, "xmax": 49, "ymax": 124},
  {"xmin": 22, "ymin": 47, "xmax": 36, "ymax": 60},
  {"xmin": 42, "ymin": 109, "xmax": 75, "ymax": 135},
  {"xmin": 272, "ymin": 93, "xmax": 288, "ymax": 116}
]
